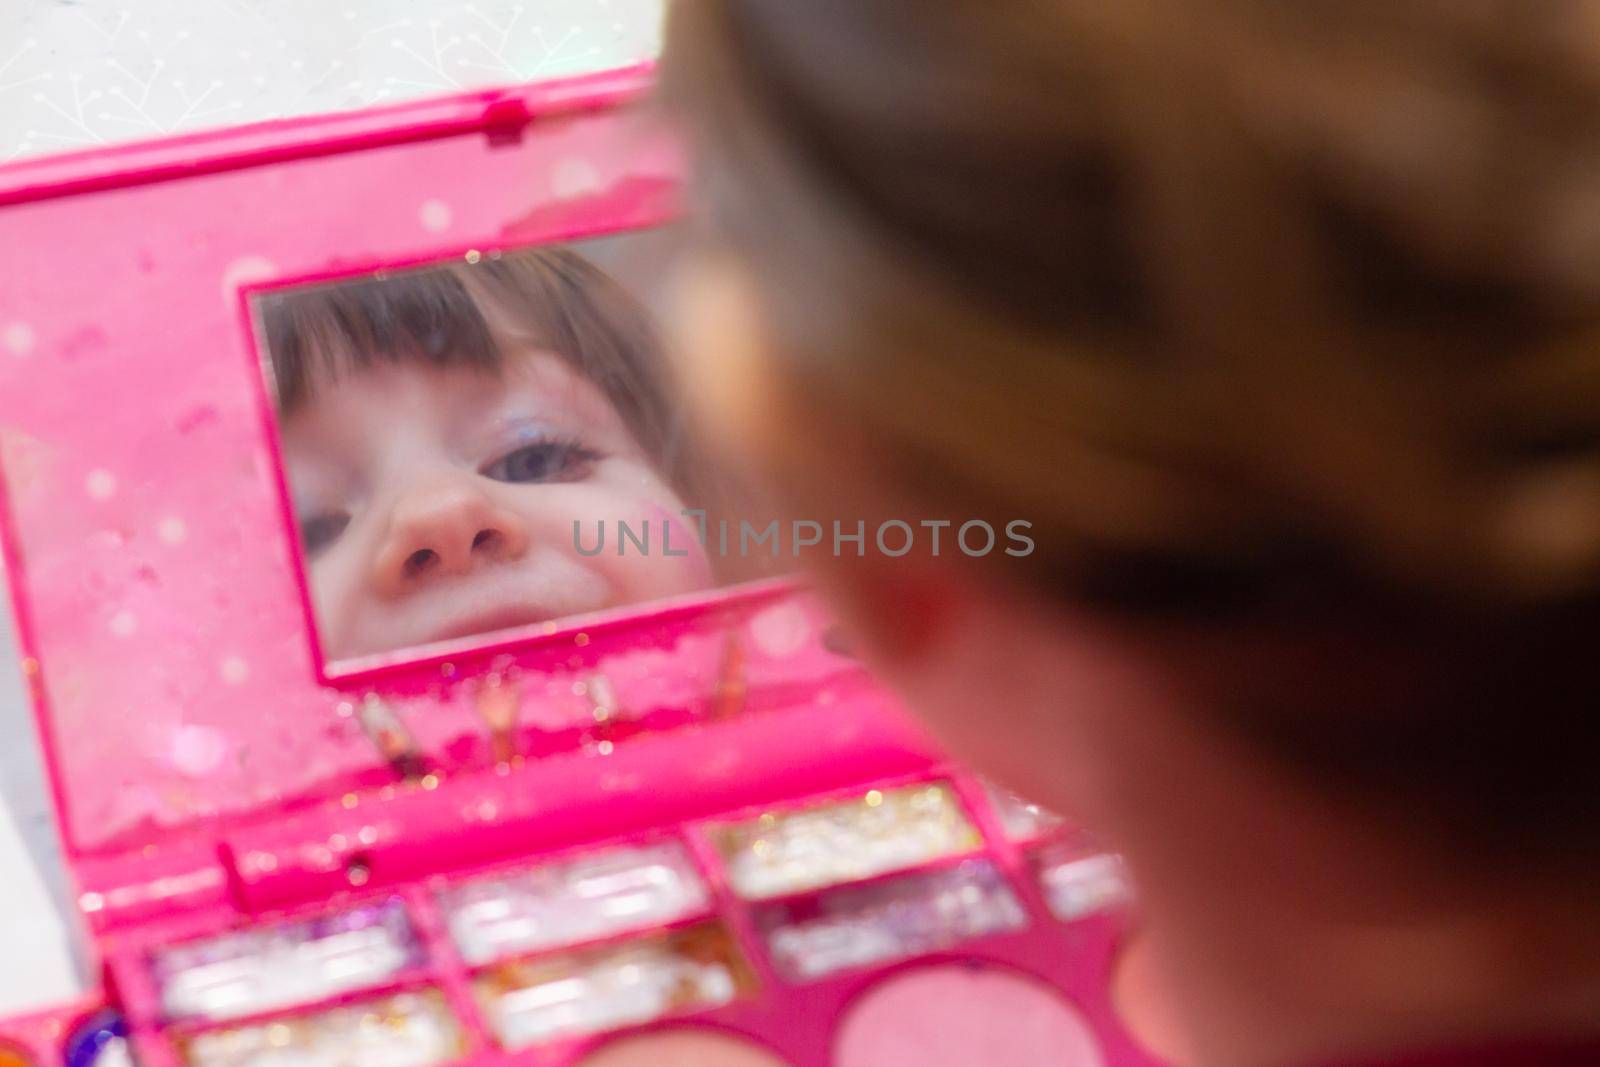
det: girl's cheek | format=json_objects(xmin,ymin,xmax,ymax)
[
  {"xmin": 307, "ymin": 551, "xmax": 362, "ymax": 655},
  {"xmin": 657, "ymin": 506, "xmax": 716, "ymax": 586},
  {"xmin": 580, "ymin": 503, "xmax": 716, "ymax": 604}
]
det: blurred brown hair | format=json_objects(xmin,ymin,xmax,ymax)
[{"xmin": 663, "ymin": 1, "xmax": 1600, "ymax": 862}]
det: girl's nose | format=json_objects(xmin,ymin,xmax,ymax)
[{"xmin": 371, "ymin": 477, "xmax": 531, "ymax": 596}]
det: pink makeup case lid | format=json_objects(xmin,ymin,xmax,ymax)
[
  {"xmin": 0, "ymin": 63, "xmax": 653, "ymax": 210},
  {"xmin": 0, "ymin": 64, "xmax": 942, "ymax": 932}
]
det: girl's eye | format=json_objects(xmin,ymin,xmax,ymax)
[
  {"xmin": 300, "ymin": 512, "xmax": 350, "ymax": 555},
  {"xmin": 482, "ymin": 439, "xmax": 600, "ymax": 484}
]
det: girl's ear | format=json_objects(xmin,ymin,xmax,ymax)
[{"xmin": 811, "ymin": 551, "xmax": 959, "ymax": 669}]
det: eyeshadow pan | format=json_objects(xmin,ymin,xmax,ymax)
[
  {"xmin": 835, "ymin": 964, "xmax": 1105, "ymax": 1067},
  {"xmin": 176, "ymin": 990, "xmax": 462, "ymax": 1067},
  {"xmin": 757, "ymin": 858, "xmax": 1027, "ymax": 982},
  {"xmin": 438, "ymin": 840, "xmax": 711, "ymax": 965},
  {"xmin": 1031, "ymin": 840, "xmax": 1132, "ymax": 923},
  {"xmin": 576, "ymin": 1029, "xmax": 791, "ymax": 1067},
  {"xmin": 474, "ymin": 922, "xmax": 755, "ymax": 1050},
  {"xmin": 151, "ymin": 898, "xmax": 422, "ymax": 1022},
  {"xmin": 981, "ymin": 779, "xmax": 1065, "ymax": 842},
  {"xmin": 711, "ymin": 782, "xmax": 981, "ymax": 900}
]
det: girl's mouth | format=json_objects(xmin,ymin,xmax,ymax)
[
  {"xmin": 425, "ymin": 604, "xmax": 560, "ymax": 645},
  {"xmin": 374, "ymin": 567, "xmax": 616, "ymax": 656}
]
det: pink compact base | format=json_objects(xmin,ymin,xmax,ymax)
[{"xmin": 0, "ymin": 66, "xmax": 1165, "ymax": 1067}]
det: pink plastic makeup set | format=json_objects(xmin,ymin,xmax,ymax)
[{"xmin": 0, "ymin": 67, "xmax": 1161, "ymax": 1067}]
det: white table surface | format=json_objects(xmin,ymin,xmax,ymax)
[
  {"xmin": 0, "ymin": 0, "xmax": 663, "ymax": 1017},
  {"xmin": 0, "ymin": 591, "xmax": 81, "ymax": 1014}
]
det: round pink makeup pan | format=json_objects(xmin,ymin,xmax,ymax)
[
  {"xmin": 835, "ymin": 963, "xmax": 1106, "ymax": 1067},
  {"xmin": 576, "ymin": 1028, "xmax": 791, "ymax": 1067}
]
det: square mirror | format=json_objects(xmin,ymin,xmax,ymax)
[{"xmin": 250, "ymin": 228, "xmax": 773, "ymax": 668}]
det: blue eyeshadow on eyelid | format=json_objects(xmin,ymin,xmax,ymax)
[
  {"xmin": 479, "ymin": 419, "xmax": 579, "ymax": 462},
  {"xmin": 497, "ymin": 416, "xmax": 563, "ymax": 442}
]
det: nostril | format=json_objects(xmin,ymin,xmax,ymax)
[
  {"xmin": 403, "ymin": 548, "xmax": 439, "ymax": 578},
  {"xmin": 471, "ymin": 529, "xmax": 503, "ymax": 554}
]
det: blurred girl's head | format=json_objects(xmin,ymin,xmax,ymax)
[{"xmin": 662, "ymin": 2, "xmax": 1600, "ymax": 875}]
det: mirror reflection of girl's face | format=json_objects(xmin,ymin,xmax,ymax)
[{"xmin": 280, "ymin": 351, "xmax": 713, "ymax": 661}]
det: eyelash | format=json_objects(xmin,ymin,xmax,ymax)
[
  {"xmin": 479, "ymin": 435, "xmax": 602, "ymax": 485},
  {"xmin": 296, "ymin": 436, "xmax": 601, "ymax": 558},
  {"xmin": 299, "ymin": 512, "xmax": 350, "ymax": 556}
]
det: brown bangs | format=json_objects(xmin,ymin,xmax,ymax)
[{"xmin": 257, "ymin": 264, "xmax": 530, "ymax": 413}]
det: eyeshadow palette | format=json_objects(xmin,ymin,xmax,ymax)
[
  {"xmin": 94, "ymin": 775, "xmax": 1134, "ymax": 1067},
  {"xmin": 0, "ymin": 63, "xmax": 1162, "ymax": 1067}
]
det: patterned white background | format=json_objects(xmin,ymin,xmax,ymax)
[
  {"xmin": 0, "ymin": 0, "xmax": 663, "ymax": 164},
  {"xmin": 0, "ymin": 0, "xmax": 664, "ymax": 1014}
]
